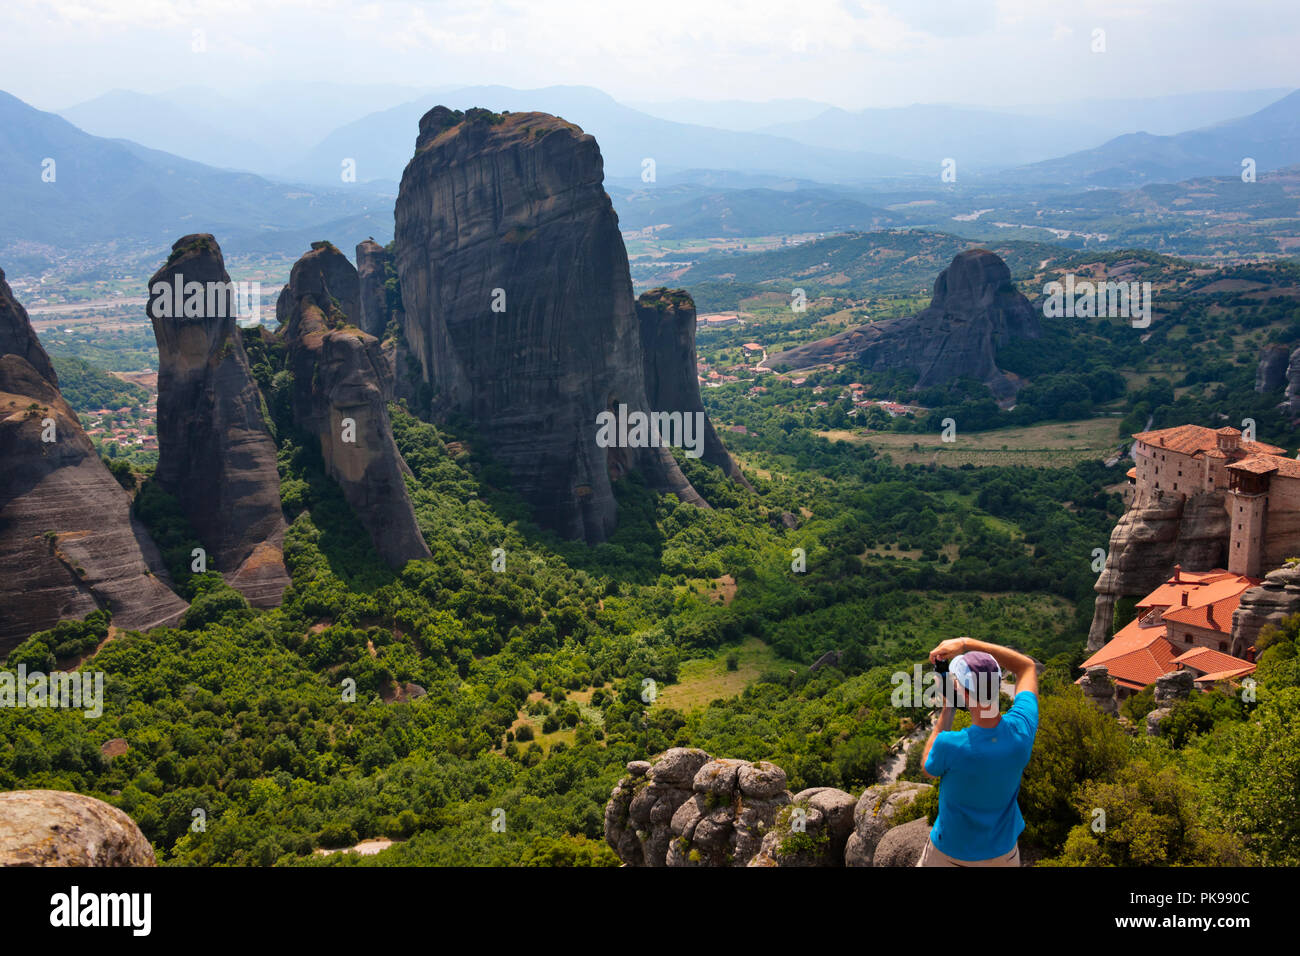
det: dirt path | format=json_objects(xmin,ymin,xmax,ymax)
[{"xmin": 878, "ymin": 715, "xmax": 933, "ymax": 784}]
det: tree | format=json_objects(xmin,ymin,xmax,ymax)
[
  {"xmin": 1044, "ymin": 760, "xmax": 1243, "ymax": 866},
  {"xmin": 1019, "ymin": 688, "xmax": 1130, "ymax": 854}
]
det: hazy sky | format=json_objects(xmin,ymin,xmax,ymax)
[{"xmin": 6, "ymin": 0, "xmax": 1298, "ymax": 111}]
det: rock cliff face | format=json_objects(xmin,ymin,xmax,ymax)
[
  {"xmin": 277, "ymin": 242, "xmax": 430, "ymax": 569},
  {"xmin": 1256, "ymin": 343, "xmax": 1290, "ymax": 393},
  {"xmin": 394, "ymin": 107, "xmax": 704, "ymax": 543},
  {"xmin": 1088, "ymin": 491, "xmax": 1229, "ymax": 651},
  {"xmin": 637, "ymin": 287, "xmax": 752, "ymax": 491},
  {"xmin": 1231, "ymin": 562, "xmax": 1300, "ymax": 654},
  {"xmin": 147, "ymin": 235, "xmax": 289, "ymax": 607},
  {"xmin": 1, "ymin": 269, "xmax": 187, "ymax": 651},
  {"xmin": 0, "ymin": 790, "xmax": 156, "ymax": 866},
  {"xmin": 355, "ymin": 238, "xmax": 392, "ymax": 338},
  {"xmin": 768, "ymin": 249, "xmax": 1040, "ymax": 399},
  {"xmin": 1287, "ymin": 349, "xmax": 1300, "ymax": 416},
  {"xmin": 603, "ymin": 748, "xmax": 932, "ymax": 867}
]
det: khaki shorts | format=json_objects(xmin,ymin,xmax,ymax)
[{"xmin": 917, "ymin": 838, "xmax": 1020, "ymax": 867}]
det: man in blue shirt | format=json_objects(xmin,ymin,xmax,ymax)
[{"xmin": 918, "ymin": 637, "xmax": 1039, "ymax": 867}]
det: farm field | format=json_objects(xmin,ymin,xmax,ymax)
[
  {"xmin": 652, "ymin": 637, "xmax": 795, "ymax": 713},
  {"xmin": 816, "ymin": 415, "xmax": 1125, "ymax": 467}
]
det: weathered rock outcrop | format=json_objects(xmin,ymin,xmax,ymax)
[
  {"xmin": 605, "ymin": 749, "xmax": 929, "ymax": 867},
  {"xmin": 1, "ymin": 269, "xmax": 187, "ymax": 651},
  {"xmin": 277, "ymin": 242, "xmax": 430, "ymax": 569},
  {"xmin": 637, "ymin": 288, "xmax": 752, "ymax": 491},
  {"xmin": 147, "ymin": 235, "xmax": 289, "ymax": 607},
  {"xmin": 1256, "ymin": 343, "xmax": 1290, "ymax": 393},
  {"xmin": 0, "ymin": 790, "xmax": 155, "ymax": 866},
  {"xmin": 1146, "ymin": 669, "xmax": 1196, "ymax": 735},
  {"xmin": 1232, "ymin": 562, "xmax": 1300, "ymax": 655},
  {"xmin": 750, "ymin": 786, "xmax": 857, "ymax": 867},
  {"xmin": 873, "ymin": 816, "xmax": 932, "ymax": 867},
  {"xmin": 1080, "ymin": 665, "xmax": 1120, "ymax": 716},
  {"xmin": 604, "ymin": 750, "xmax": 799, "ymax": 867},
  {"xmin": 1154, "ymin": 668, "xmax": 1195, "ymax": 704},
  {"xmin": 844, "ymin": 781, "xmax": 933, "ymax": 867},
  {"xmin": 768, "ymin": 249, "xmax": 1040, "ymax": 399},
  {"xmin": 356, "ymin": 238, "xmax": 393, "ymax": 338},
  {"xmin": 394, "ymin": 107, "xmax": 705, "ymax": 543},
  {"xmin": 1087, "ymin": 491, "xmax": 1229, "ymax": 651}
]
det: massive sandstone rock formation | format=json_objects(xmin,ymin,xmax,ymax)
[
  {"xmin": 0, "ymin": 790, "xmax": 156, "ymax": 866},
  {"xmin": 276, "ymin": 242, "xmax": 430, "ymax": 569},
  {"xmin": 394, "ymin": 107, "xmax": 704, "ymax": 543},
  {"xmin": 147, "ymin": 235, "xmax": 289, "ymax": 607},
  {"xmin": 1087, "ymin": 491, "xmax": 1229, "ymax": 651},
  {"xmin": 1256, "ymin": 343, "xmax": 1290, "ymax": 393},
  {"xmin": 355, "ymin": 238, "xmax": 392, "ymax": 339},
  {"xmin": 1287, "ymin": 349, "xmax": 1300, "ymax": 416},
  {"xmin": 603, "ymin": 748, "xmax": 932, "ymax": 867},
  {"xmin": 768, "ymin": 249, "xmax": 1041, "ymax": 400},
  {"xmin": 637, "ymin": 287, "xmax": 752, "ymax": 491},
  {"xmin": 1, "ymin": 269, "xmax": 186, "ymax": 652}
]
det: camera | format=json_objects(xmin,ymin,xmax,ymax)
[{"xmin": 933, "ymin": 657, "xmax": 961, "ymax": 708}]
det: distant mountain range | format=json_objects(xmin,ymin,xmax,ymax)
[
  {"xmin": 610, "ymin": 184, "xmax": 900, "ymax": 238},
  {"xmin": 55, "ymin": 84, "xmax": 1295, "ymax": 183},
  {"xmin": 625, "ymin": 97, "xmax": 834, "ymax": 132},
  {"xmin": 5, "ymin": 82, "xmax": 1300, "ymax": 277},
  {"xmin": 1010, "ymin": 90, "xmax": 1300, "ymax": 186},
  {"xmin": 277, "ymin": 85, "xmax": 915, "ymax": 185},
  {"xmin": 0, "ymin": 90, "xmax": 392, "ymax": 270},
  {"xmin": 757, "ymin": 89, "xmax": 1295, "ymax": 171},
  {"xmin": 58, "ymin": 81, "xmax": 450, "ymax": 175}
]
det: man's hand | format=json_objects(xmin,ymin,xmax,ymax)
[{"xmin": 929, "ymin": 637, "xmax": 968, "ymax": 664}]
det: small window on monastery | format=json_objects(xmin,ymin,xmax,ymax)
[{"xmin": 1219, "ymin": 641, "xmax": 1227, "ymax": 652}]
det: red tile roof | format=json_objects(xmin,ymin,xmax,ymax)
[
  {"xmin": 1133, "ymin": 424, "xmax": 1286, "ymax": 457},
  {"xmin": 1080, "ymin": 617, "xmax": 1179, "ymax": 688},
  {"xmin": 1172, "ymin": 647, "xmax": 1254, "ymax": 675},
  {"xmin": 1157, "ymin": 574, "xmax": 1257, "ymax": 634},
  {"xmin": 1194, "ymin": 665, "xmax": 1257, "ymax": 683},
  {"xmin": 1228, "ymin": 453, "xmax": 1300, "ymax": 478},
  {"xmin": 1138, "ymin": 570, "xmax": 1248, "ymax": 608}
]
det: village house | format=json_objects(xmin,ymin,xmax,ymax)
[
  {"xmin": 696, "ymin": 312, "xmax": 745, "ymax": 328},
  {"xmin": 1079, "ymin": 566, "xmax": 1258, "ymax": 699}
]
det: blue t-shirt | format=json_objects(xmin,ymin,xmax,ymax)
[{"xmin": 923, "ymin": 691, "xmax": 1039, "ymax": 861}]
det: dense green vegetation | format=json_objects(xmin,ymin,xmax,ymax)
[{"xmin": 49, "ymin": 354, "xmax": 147, "ymax": 410}]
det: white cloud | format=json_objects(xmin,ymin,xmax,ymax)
[{"xmin": 2, "ymin": 0, "xmax": 1297, "ymax": 111}]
